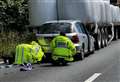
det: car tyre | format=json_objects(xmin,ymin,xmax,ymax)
[{"xmin": 80, "ymin": 47, "xmax": 85, "ymax": 60}]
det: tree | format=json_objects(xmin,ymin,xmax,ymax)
[
  {"xmin": 0, "ymin": 0, "xmax": 29, "ymax": 32},
  {"xmin": 0, "ymin": 0, "xmax": 30, "ymax": 61}
]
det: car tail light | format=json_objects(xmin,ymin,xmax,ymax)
[{"xmin": 71, "ymin": 35, "xmax": 79, "ymax": 43}]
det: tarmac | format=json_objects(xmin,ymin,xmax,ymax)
[{"xmin": 0, "ymin": 59, "xmax": 13, "ymax": 69}]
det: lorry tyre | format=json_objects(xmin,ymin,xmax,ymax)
[
  {"xmin": 95, "ymin": 29, "xmax": 101, "ymax": 50},
  {"xmin": 118, "ymin": 28, "xmax": 120, "ymax": 39},
  {"xmin": 104, "ymin": 28, "xmax": 108, "ymax": 46},
  {"xmin": 114, "ymin": 28, "xmax": 118, "ymax": 40},
  {"xmin": 101, "ymin": 29, "xmax": 105, "ymax": 48},
  {"xmin": 104, "ymin": 35, "xmax": 108, "ymax": 47}
]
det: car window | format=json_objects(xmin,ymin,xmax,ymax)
[
  {"xmin": 80, "ymin": 23, "xmax": 89, "ymax": 34},
  {"xmin": 75, "ymin": 22, "xmax": 83, "ymax": 33},
  {"xmin": 76, "ymin": 22, "xmax": 88, "ymax": 34},
  {"xmin": 37, "ymin": 23, "xmax": 71, "ymax": 34},
  {"xmin": 79, "ymin": 23, "xmax": 86, "ymax": 34}
]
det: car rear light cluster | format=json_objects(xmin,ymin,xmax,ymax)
[{"xmin": 71, "ymin": 35, "xmax": 79, "ymax": 43}]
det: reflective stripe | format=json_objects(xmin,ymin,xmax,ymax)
[
  {"xmin": 15, "ymin": 47, "xmax": 19, "ymax": 63},
  {"xmin": 29, "ymin": 48, "xmax": 32, "ymax": 63},
  {"xmin": 54, "ymin": 54, "xmax": 72, "ymax": 58},
  {"xmin": 35, "ymin": 47, "xmax": 39, "ymax": 55},
  {"xmin": 21, "ymin": 48, "xmax": 24, "ymax": 64},
  {"xmin": 56, "ymin": 41, "xmax": 67, "ymax": 48}
]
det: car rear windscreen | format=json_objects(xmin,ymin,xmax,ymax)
[{"xmin": 37, "ymin": 23, "xmax": 71, "ymax": 34}]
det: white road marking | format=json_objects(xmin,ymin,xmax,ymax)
[{"xmin": 84, "ymin": 73, "xmax": 102, "ymax": 82}]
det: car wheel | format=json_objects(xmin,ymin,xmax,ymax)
[{"xmin": 80, "ymin": 47, "xmax": 85, "ymax": 60}]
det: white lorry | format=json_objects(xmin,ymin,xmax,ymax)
[{"xmin": 28, "ymin": 0, "xmax": 120, "ymax": 50}]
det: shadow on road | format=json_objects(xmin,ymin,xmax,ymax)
[{"xmin": 40, "ymin": 64, "xmax": 71, "ymax": 67}]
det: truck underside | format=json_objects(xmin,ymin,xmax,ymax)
[{"xmin": 85, "ymin": 23, "xmax": 120, "ymax": 50}]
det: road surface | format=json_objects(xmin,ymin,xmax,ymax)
[{"xmin": 0, "ymin": 40, "xmax": 120, "ymax": 82}]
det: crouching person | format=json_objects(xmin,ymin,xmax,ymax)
[
  {"xmin": 14, "ymin": 41, "xmax": 44, "ymax": 71},
  {"xmin": 31, "ymin": 41, "xmax": 45, "ymax": 64},
  {"xmin": 50, "ymin": 32, "xmax": 76, "ymax": 66}
]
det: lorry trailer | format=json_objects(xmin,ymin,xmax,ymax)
[{"xmin": 29, "ymin": 0, "xmax": 120, "ymax": 50}]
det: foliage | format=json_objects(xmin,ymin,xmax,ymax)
[
  {"xmin": 0, "ymin": 0, "xmax": 30, "ymax": 58},
  {"xmin": 0, "ymin": 0, "xmax": 29, "ymax": 32},
  {"xmin": 0, "ymin": 31, "xmax": 36, "ymax": 58}
]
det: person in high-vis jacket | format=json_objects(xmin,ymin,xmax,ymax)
[
  {"xmin": 15, "ymin": 41, "xmax": 44, "ymax": 71},
  {"xmin": 31, "ymin": 41, "xmax": 44, "ymax": 63},
  {"xmin": 15, "ymin": 44, "xmax": 33, "ymax": 65},
  {"xmin": 50, "ymin": 32, "xmax": 76, "ymax": 65}
]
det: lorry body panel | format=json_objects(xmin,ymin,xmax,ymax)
[
  {"xmin": 29, "ymin": 0, "xmax": 119, "ymax": 25},
  {"xmin": 58, "ymin": 0, "xmax": 103, "ymax": 23},
  {"xmin": 29, "ymin": 0, "xmax": 57, "ymax": 26}
]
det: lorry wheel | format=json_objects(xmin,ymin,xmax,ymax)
[
  {"xmin": 118, "ymin": 28, "xmax": 120, "ymax": 39},
  {"xmin": 114, "ymin": 28, "xmax": 118, "ymax": 40},
  {"xmin": 104, "ymin": 35, "xmax": 108, "ymax": 47},
  {"xmin": 95, "ymin": 29, "xmax": 101, "ymax": 50},
  {"xmin": 101, "ymin": 29, "xmax": 105, "ymax": 48},
  {"xmin": 104, "ymin": 28, "xmax": 108, "ymax": 46}
]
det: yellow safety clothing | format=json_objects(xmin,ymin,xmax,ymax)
[{"xmin": 50, "ymin": 35, "xmax": 76, "ymax": 62}]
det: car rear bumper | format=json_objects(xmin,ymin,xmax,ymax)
[{"xmin": 42, "ymin": 43, "xmax": 82, "ymax": 54}]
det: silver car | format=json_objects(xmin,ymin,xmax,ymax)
[{"xmin": 36, "ymin": 20, "xmax": 95, "ymax": 60}]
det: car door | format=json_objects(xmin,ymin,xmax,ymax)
[
  {"xmin": 75, "ymin": 22, "xmax": 89, "ymax": 53},
  {"xmin": 80, "ymin": 23, "xmax": 95, "ymax": 52}
]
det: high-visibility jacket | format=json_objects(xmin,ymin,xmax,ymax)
[
  {"xmin": 37, "ymin": 37, "xmax": 49, "ymax": 53},
  {"xmin": 15, "ymin": 41, "xmax": 44, "ymax": 64},
  {"xmin": 15, "ymin": 44, "xmax": 33, "ymax": 64},
  {"xmin": 50, "ymin": 35, "xmax": 76, "ymax": 61},
  {"xmin": 31, "ymin": 41, "xmax": 44, "ymax": 63}
]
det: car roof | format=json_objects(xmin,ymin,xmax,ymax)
[{"xmin": 45, "ymin": 20, "xmax": 81, "ymax": 24}]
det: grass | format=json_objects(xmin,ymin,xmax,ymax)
[{"xmin": 0, "ymin": 31, "xmax": 33, "ymax": 58}]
